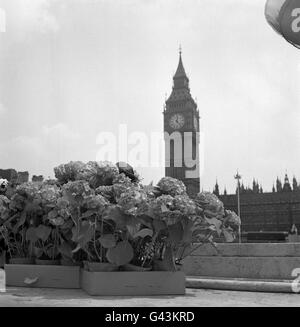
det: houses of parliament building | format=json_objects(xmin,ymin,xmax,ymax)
[{"xmin": 217, "ymin": 174, "xmax": 300, "ymax": 233}]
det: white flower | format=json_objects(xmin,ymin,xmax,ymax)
[{"xmin": 0, "ymin": 179, "xmax": 8, "ymax": 192}]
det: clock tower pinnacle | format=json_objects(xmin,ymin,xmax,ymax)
[{"xmin": 163, "ymin": 50, "xmax": 200, "ymax": 197}]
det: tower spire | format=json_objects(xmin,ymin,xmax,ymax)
[{"xmin": 174, "ymin": 47, "xmax": 188, "ymax": 80}]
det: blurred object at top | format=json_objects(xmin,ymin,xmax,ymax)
[{"xmin": 265, "ymin": 0, "xmax": 300, "ymax": 48}]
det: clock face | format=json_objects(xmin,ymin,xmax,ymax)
[{"xmin": 169, "ymin": 114, "xmax": 185, "ymax": 130}]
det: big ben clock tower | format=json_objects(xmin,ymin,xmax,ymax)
[{"xmin": 164, "ymin": 49, "xmax": 200, "ymax": 196}]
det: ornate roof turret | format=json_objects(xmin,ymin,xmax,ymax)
[
  {"xmin": 276, "ymin": 176, "xmax": 282, "ymax": 192},
  {"xmin": 213, "ymin": 179, "xmax": 220, "ymax": 196},
  {"xmin": 166, "ymin": 48, "xmax": 196, "ymax": 108},
  {"xmin": 283, "ymin": 173, "xmax": 292, "ymax": 192},
  {"xmin": 293, "ymin": 176, "xmax": 298, "ymax": 192}
]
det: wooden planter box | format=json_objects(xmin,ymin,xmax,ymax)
[
  {"xmin": 80, "ymin": 269, "xmax": 186, "ymax": 296},
  {"xmin": 5, "ymin": 264, "xmax": 80, "ymax": 289}
]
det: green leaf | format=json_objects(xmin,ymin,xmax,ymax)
[
  {"xmin": 104, "ymin": 205, "xmax": 138, "ymax": 230},
  {"xmin": 161, "ymin": 204, "xmax": 168, "ymax": 213},
  {"xmin": 126, "ymin": 224, "xmax": 141, "ymax": 238},
  {"xmin": 71, "ymin": 221, "xmax": 94, "ymax": 247},
  {"xmin": 125, "ymin": 215, "xmax": 140, "ymax": 229},
  {"xmin": 138, "ymin": 215, "xmax": 153, "ymax": 229},
  {"xmin": 181, "ymin": 218, "xmax": 194, "ymax": 244},
  {"xmin": 58, "ymin": 241, "xmax": 73, "ymax": 258},
  {"xmin": 153, "ymin": 220, "xmax": 167, "ymax": 233},
  {"xmin": 205, "ymin": 217, "xmax": 222, "ymax": 236},
  {"xmin": 154, "ymin": 245, "xmax": 176, "ymax": 271},
  {"xmin": 145, "ymin": 207, "xmax": 156, "ymax": 219},
  {"xmin": 33, "ymin": 246, "xmax": 43, "ymax": 258},
  {"xmin": 167, "ymin": 222, "xmax": 184, "ymax": 244},
  {"xmin": 72, "ymin": 244, "xmax": 81, "ymax": 253},
  {"xmin": 104, "ymin": 206, "xmax": 126, "ymax": 229},
  {"xmin": 106, "ymin": 241, "xmax": 134, "ymax": 266},
  {"xmin": 46, "ymin": 246, "xmax": 59, "ymax": 259},
  {"xmin": 81, "ymin": 210, "xmax": 96, "ymax": 219},
  {"xmin": 62, "ymin": 191, "xmax": 78, "ymax": 206},
  {"xmin": 133, "ymin": 228, "xmax": 153, "ymax": 239},
  {"xmin": 223, "ymin": 229, "xmax": 235, "ymax": 243},
  {"xmin": 99, "ymin": 234, "xmax": 116, "ymax": 248},
  {"xmin": 26, "ymin": 227, "xmax": 38, "ymax": 243},
  {"xmin": 35, "ymin": 225, "xmax": 52, "ymax": 242},
  {"xmin": 13, "ymin": 211, "xmax": 26, "ymax": 233},
  {"xmin": 24, "ymin": 277, "xmax": 39, "ymax": 285}
]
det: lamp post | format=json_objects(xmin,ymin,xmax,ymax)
[{"xmin": 234, "ymin": 171, "xmax": 242, "ymax": 243}]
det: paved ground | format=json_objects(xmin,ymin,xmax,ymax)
[
  {"xmin": 0, "ymin": 269, "xmax": 299, "ymax": 307},
  {"xmin": 0, "ymin": 286, "xmax": 299, "ymax": 307}
]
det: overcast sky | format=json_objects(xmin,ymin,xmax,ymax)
[{"xmin": 0, "ymin": 0, "xmax": 299, "ymax": 193}]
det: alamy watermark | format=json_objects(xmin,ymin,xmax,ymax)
[
  {"xmin": 96, "ymin": 124, "xmax": 205, "ymax": 179},
  {"xmin": 0, "ymin": 8, "xmax": 6, "ymax": 33},
  {"xmin": 291, "ymin": 8, "xmax": 300, "ymax": 33}
]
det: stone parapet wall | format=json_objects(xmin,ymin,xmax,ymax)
[{"xmin": 183, "ymin": 243, "xmax": 300, "ymax": 280}]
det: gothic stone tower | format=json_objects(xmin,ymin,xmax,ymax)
[{"xmin": 164, "ymin": 51, "xmax": 200, "ymax": 197}]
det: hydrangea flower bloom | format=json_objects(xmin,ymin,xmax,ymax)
[
  {"xmin": 157, "ymin": 177, "xmax": 187, "ymax": 197},
  {"xmin": 117, "ymin": 188, "xmax": 149, "ymax": 216},
  {"xmin": 78, "ymin": 161, "xmax": 119, "ymax": 189},
  {"xmin": 62, "ymin": 180, "xmax": 93, "ymax": 197},
  {"xmin": 195, "ymin": 192, "xmax": 225, "ymax": 219},
  {"xmin": 54, "ymin": 161, "xmax": 85, "ymax": 184},
  {"xmin": 0, "ymin": 179, "xmax": 8, "ymax": 193}
]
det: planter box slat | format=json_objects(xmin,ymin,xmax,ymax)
[
  {"xmin": 5, "ymin": 264, "xmax": 80, "ymax": 289},
  {"xmin": 81, "ymin": 270, "xmax": 185, "ymax": 296}
]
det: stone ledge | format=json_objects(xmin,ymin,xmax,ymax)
[
  {"xmin": 183, "ymin": 256, "xmax": 300, "ymax": 279},
  {"xmin": 186, "ymin": 276, "xmax": 299, "ymax": 294}
]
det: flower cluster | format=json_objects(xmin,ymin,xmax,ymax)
[
  {"xmin": 62, "ymin": 180, "xmax": 92, "ymax": 197},
  {"xmin": 151, "ymin": 193, "xmax": 197, "ymax": 226},
  {"xmin": 54, "ymin": 161, "xmax": 85, "ymax": 184},
  {"xmin": 95, "ymin": 185, "xmax": 114, "ymax": 203},
  {"xmin": 117, "ymin": 188, "xmax": 149, "ymax": 216},
  {"xmin": 223, "ymin": 210, "xmax": 241, "ymax": 230},
  {"xmin": 78, "ymin": 161, "xmax": 119, "ymax": 189},
  {"xmin": 195, "ymin": 192, "xmax": 225, "ymax": 219},
  {"xmin": 112, "ymin": 173, "xmax": 135, "ymax": 201},
  {"xmin": 83, "ymin": 194, "xmax": 109, "ymax": 214},
  {"xmin": 173, "ymin": 195, "xmax": 197, "ymax": 216},
  {"xmin": 47, "ymin": 198, "xmax": 71, "ymax": 228},
  {"xmin": 15, "ymin": 182, "xmax": 42, "ymax": 199},
  {"xmin": 157, "ymin": 177, "xmax": 187, "ymax": 197},
  {"xmin": 151, "ymin": 195, "xmax": 178, "ymax": 225},
  {"xmin": 37, "ymin": 183, "xmax": 61, "ymax": 205},
  {"xmin": 0, "ymin": 179, "xmax": 8, "ymax": 193},
  {"xmin": 9, "ymin": 193, "xmax": 27, "ymax": 212},
  {"xmin": 9, "ymin": 182, "xmax": 43, "ymax": 212}
]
